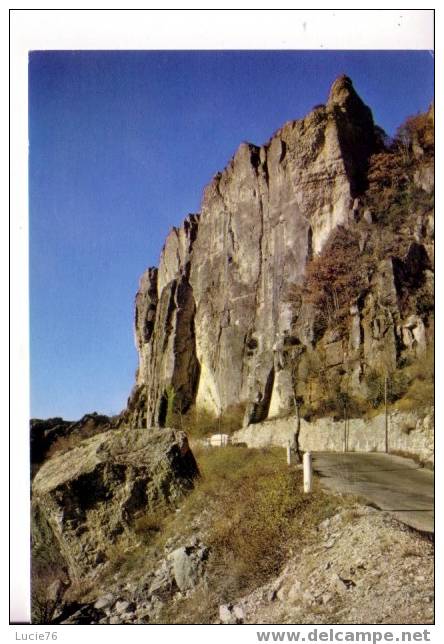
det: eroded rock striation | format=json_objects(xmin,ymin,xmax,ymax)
[{"xmin": 127, "ymin": 76, "xmax": 434, "ymax": 428}]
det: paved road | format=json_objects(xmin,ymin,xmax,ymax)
[{"xmin": 312, "ymin": 452, "xmax": 434, "ymax": 534}]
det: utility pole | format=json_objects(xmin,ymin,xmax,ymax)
[{"xmin": 339, "ymin": 392, "xmax": 348, "ymax": 453}]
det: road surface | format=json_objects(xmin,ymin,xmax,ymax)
[{"xmin": 312, "ymin": 452, "xmax": 434, "ymax": 534}]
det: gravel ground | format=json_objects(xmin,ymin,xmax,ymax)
[
  {"xmin": 56, "ymin": 502, "xmax": 434, "ymax": 625},
  {"xmin": 233, "ymin": 505, "xmax": 434, "ymax": 625}
]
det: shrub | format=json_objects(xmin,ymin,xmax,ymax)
[
  {"xmin": 395, "ymin": 345, "xmax": 434, "ymax": 412},
  {"xmin": 301, "ymin": 390, "xmax": 368, "ymax": 422},
  {"xmin": 178, "ymin": 402, "xmax": 247, "ymax": 439},
  {"xmin": 364, "ymin": 109, "xmax": 434, "ymax": 232},
  {"xmin": 394, "ymin": 112, "xmax": 434, "ymax": 156},
  {"xmin": 364, "ymin": 368, "xmax": 410, "ymax": 410},
  {"xmin": 164, "ymin": 385, "xmax": 176, "ymax": 427},
  {"xmin": 31, "ymin": 504, "xmax": 69, "ymax": 623},
  {"xmin": 134, "ymin": 512, "xmax": 165, "ymax": 541},
  {"xmin": 179, "ymin": 407, "xmax": 217, "ymax": 437},
  {"xmin": 388, "ymin": 371, "xmax": 410, "ymax": 402},
  {"xmin": 155, "ymin": 446, "xmax": 346, "ymax": 623},
  {"xmin": 304, "ymin": 226, "xmax": 373, "ymax": 331},
  {"xmin": 45, "ymin": 433, "xmax": 83, "ymax": 459},
  {"xmin": 364, "ymin": 369, "xmax": 385, "ymax": 409},
  {"xmin": 364, "ymin": 343, "xmax": 433, "ymax": 414}
]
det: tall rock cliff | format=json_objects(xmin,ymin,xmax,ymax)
[{"xmin": 125, "ymin": 76, "xmax": 434, "ymax": 429}]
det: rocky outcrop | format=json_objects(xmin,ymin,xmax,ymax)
[
  {"xmin": 49, "ymin": 535, "xmax": 209, "ymax": 625},
  {"xmin": 32, "ymin": 427, "xmax": 199, "ymax": 581},
  {"xmin": 31, "ymin": 417, "xmax": 73, "ymax": 468},
  {"xmin": 127, "ymin": 75, "xmax": 433, "ymax": 429},
  {"xmin": 170, "ymin": 540, "xmax": 209, "ymax": 592},
  {"xmin": 130, "ymin": 215, "xmax": 200, "ymax": 427},
  {"xmin": 188, "ymin": 75, "xmax": 376, "ymax": 423},
  {"xmin": 31, "ymin": 413, "xmax": 114, "ymax": 475}
]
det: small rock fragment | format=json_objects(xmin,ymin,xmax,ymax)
[{"xmin": 94, "ymin": 594, "xmax": 115, "ymax": 610}]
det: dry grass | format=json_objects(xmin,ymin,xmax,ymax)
[
  {"xmin": 45, "ymin": 433, "xmax": 84, "ymax": 459},
  {"xmin": 340, "ymin": 507, "xmax": 365, "ymax": 522},
  {"xmin": 103, "ymin": 511, "xmax": 169, "ymax": 580},
  {"xmin": 401, "ymin": 548, "xmax": 421, "ymax": 558},
  {"xmin": 155, "ymin": 446, "xmax": 348, "ymax": 623},
  {"xmin": 36, "ymin": 444, "xmax": 353, "ymax": 625},
  {"xmin": 177, "ymin": 403, "xmax": 247, "ymax": 439},
  {"xmin": 31, "ymin": 503, "xmax": 70, "ymax": 623},
  {"xmin": 392, "ymin": 346, "xmax": 434, "ymax": 414}
]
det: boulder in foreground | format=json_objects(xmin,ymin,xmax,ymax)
[{"xmin": 32, "ymin": 427, "xmax": 199, "ymax": 580}]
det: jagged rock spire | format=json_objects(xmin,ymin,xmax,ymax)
[{"xmin": 129, "ymin": 77, "xmax": 380, "ymax": 427}]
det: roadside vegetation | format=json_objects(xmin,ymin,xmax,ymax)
[
  {"xmin": 165, "ymin": 402, "xmax": 247, "ymax": 440},
  {"xmin": 87, "ymin": 445, "xmax": 348, "ymax": 624},
  {"xmin": 156, "ymin": 445, "xmax": 348, "ymax": 623}
]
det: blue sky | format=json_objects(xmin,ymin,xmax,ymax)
[{"xmin": 29, "ymin": 50, "xmax": 434, "ymax": 420}]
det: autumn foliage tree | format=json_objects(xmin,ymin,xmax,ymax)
[
  {"xmin": 393, "ymin": 110, "xmax": 434, "ymax": 157},
  {"xmin": 363, "ymin": 107, "xmax": 433, "ymax": 230},
  {"xmin": 304, "ymin": 226, "xmax": 372, "ymax": 331}
]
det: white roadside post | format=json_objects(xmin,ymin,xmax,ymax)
[{"xmin": 303, "ymin": 451, "xmax": 313, "ymax": 493}]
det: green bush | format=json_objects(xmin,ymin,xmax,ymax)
[
  {"xmin": 31, "ymin": 504, "xmax": 69, "ymax": 623},
  {"xmin": 164, "ymin": 385, "xmax": 176, "ymax": 427}
]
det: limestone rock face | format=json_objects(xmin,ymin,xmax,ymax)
[
  {"xmin": 129, "ymin": 76, "xmax": 378, "ymax": 426},
  {"xmin": 190, "ymin": 75, "xmax": 375, "ymax": 422},
  {"xmin": 32, "ymin": 427, "xmax": 199, "ymax": 579},
  {"xmin": 134, "ymin": 267, "xmax": 158, "ymax": 386},
  {"xmin": 128, "ymin": 75, "xmax": 433, "ymax": 428},
  {"xmin": 131, "ymin": 215, "xmax": 200, "ymax": 427}
]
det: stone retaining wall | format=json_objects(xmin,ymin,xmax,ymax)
[{"xmin": 232, "ymin": 408, "xmax": 434, "ymax": 467}]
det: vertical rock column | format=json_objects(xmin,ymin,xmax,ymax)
[{"xmin": 134, "ymin": 215, "xmax": 200, "ymax": 427}]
